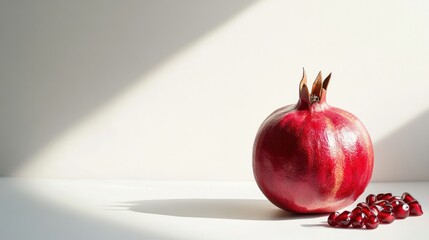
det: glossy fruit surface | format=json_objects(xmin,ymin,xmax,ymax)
[{"xmin": 253, "ymin": 71, "xmax": 374, "ymax": 213}]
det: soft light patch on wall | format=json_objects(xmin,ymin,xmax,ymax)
[{"xmin": 14, "ymin": 0, "xmax": 429, "ymax": 181}]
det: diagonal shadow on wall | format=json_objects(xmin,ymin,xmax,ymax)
[
  {"xmin": 373, "ymin": 109, "xmax": 429, "ymax": 182},
  {"xmin": 0, "ymin": 0, "xmax": 257, "ymax": 175}
]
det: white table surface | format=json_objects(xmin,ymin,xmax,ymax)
[{"xmin": 0, "ymin": 178, "xmax": 427, "ymax": 240}]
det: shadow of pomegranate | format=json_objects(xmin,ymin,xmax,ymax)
[{"xmin": 116, "ymin": 199, "xmax": 327, "ymax": 221}]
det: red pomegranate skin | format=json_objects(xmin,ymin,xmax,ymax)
[{"xmin": 253, "ymin": 71, "xmax": 374, "ymax": 213}]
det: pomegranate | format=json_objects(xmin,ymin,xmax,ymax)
[{"xmin": 253, "ymin": 70, "xmax": 374, "ymax": 213}]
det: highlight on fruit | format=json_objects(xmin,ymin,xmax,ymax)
[{"xmin": 253, "ymin": 70, "xmax": 374, "ymax": 213}]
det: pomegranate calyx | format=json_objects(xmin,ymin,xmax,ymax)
[
  {"xmin": 310, "ymin": 71, "xmax": 323, "ymax": 103},
  {"xmin": 299, "ymin": 70, "xmax": 332, "ymax": 108}
]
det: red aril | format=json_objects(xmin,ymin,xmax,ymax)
[
  {"xmin": 351, "ymin": 212, "xmax": 367, "ymax": 228},
  {"xmin": 366, "ymin": 194, "xmax": 377, "ymax": 205},
  {"xmin": 253, "ymin": 71, "xmax": 374, "ymax": 213},
  {"xmin": 369, "ymin": 205, "xmax": 382, "ymax": 216},
  {"xmin": 337, "ymin": 211, "xmax": 352, "ymax": 228},
  {"xmin": 389, "ymin": 199, "xmax": 405, "ymax": 208},
  {"xmin": 409, "ymin": 201, "xmax": 424, "ymax": 216},
  {"xmin": 402, "ymin": 192, "xmax": 416, "ymax": 203},
  {"xmin": 327, "ymin": 191, "xmax": 423, "ymax": 229},
  {"xmin": 394, "ymin": 203, "xmax": 410, "ymax": 219},
  {"xmin": 365, "ymin": 215, "xmax": 379, "ymax": 229},
  {"xmin": 382, "ymin": 204, "xmax": 394, "ymax": 212},
  {"xmin": 328, "ymin": 212, "xmax": 339, "ymax": 227},
  {"xmin": 378, "ymin": 210, "xmax": 395, "ymax": 224},
  {"xmin": 378, "ymin": 193, "xmax": 393, "ymax": 201},
  {"xmin": 360, "ymin": 205, "xmax": 373, "ymax": 217},
  {"xmin": 387, "ymin": 196, "xmax": 402, "ymax": 202},
  {"xmin": 374, "ymin": 200, "xmax": 389, "ymax": 207},
  {"xmin": 357, "ymin": 202, "xmax": 369, "ymax": 209}
]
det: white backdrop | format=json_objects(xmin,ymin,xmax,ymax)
[{"xmin": 1, "ymin": 0, "xmax": 428, "ymax": 181}]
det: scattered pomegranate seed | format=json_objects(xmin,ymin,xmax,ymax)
[
  {"xmin": 389, "ymin": 199, "xmax": 405, "ymax": 208},
  {"xmin": 337, "ymin": 211, "xmax": 352, "ymax": 228},
  {"xmin": 409, "ymin": 201, "xmax": 424, "ymax": 216},
  {"xmin": 366, "ymin": 194, "xmax": 377, "ymax": 205},
  {"xmin": 382, "ymin": 204, "xmax": 394, "ymax": 212},
  {"xmin": 365, "ymin": 215, "xmax": 379, "ymax": 229},
  {"xmin": 328, "ymin": 212, "xmax": 339, "ymax": 227},
  {"xmin": 360, "ymin": 205, "xmax": 373, "ymax": 217},
  {"xmin": 394, "ymin": 203, "xmax": 410, "ymax": 219},
  {"xmin": 376, "ymin": 193, "xmax": 385, "ymax": 200},
  {"xmin": 351, "ymin": 207, "xmax": 363, "ymax": 217},
  {"xmin": 326, "ymin": 191, "xmax": 423, "ymax": 229},
  {"xmin": 379, "ymin": 193, "xmax": 393, "ymax": 201},
  {"xmin": 378, "ymin": 210, "xmax": 395, "ymax": 224},
  {"xmin": 387, "ymin": 196, "xmax": 402, "ymax": 202},
  {"xmin": 351, "ymin": 212, "xmax": 367, "ymax": 228},
  {"xmin": 402, "ymin": 192, "xmax": 416, "ymax": 204},
  {"xmin": 357, "ymin": 202, "xmax": 369, "ymax": 208},
  {"xmin": 369, "ymin": 205, "xmax": 382, "ymax": 216},
  {"xmin": 373, "ymin": 200, "xmax": 389, "ymax": 207}
]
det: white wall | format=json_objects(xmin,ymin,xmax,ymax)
[{"xmin": 1, "ymin": 0, "xmax": 428, "ymax": 181}]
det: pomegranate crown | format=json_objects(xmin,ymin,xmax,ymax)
[{"xmin": 299, "ymin": 69, "xmax": 332, "ymax": 106}]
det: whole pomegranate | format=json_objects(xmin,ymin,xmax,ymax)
[{"xmin": 253, "ymin": 70, "xmax": 374, "ymax": 213}]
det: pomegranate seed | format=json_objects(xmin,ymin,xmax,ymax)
[
  {"xmin": 328, "ymin": 212, "xmax": 339, "ymax": 227},
  {"xmin": 365, "ymin": 215, "xmax": 379, "ymax": 229},
  {"xmin": 351, "ymin": 207, "xmax": 362, "ymax": 216},
  {"xmin": 376, "ymin": 193, "xmax": 385, "ymax": 200},
  {"xmin": 382, "ymin": 204, "xmax": 394, "ymax": 212},
  {"xmin": 357, "ymin": 202, "xmax": 369, "ymax": 208},
  {"xmin": 402, "ymin": 192, "xmax": 416, "ymax": 203},
  {"xmin": 388, "ymin": 196, "xmax": 402, "ymax": 202},
  {"xmin": 378, "ymin": 210, "xmax": 395, "ymax": 224},
  {"xmin": 394, "ymin": 202, "xmax": 410, "ymax": 219},
  {"xmin": 351, "ymin": 212, "xmax": 367, "ymax": 228},
  {"xmin": 409, "ymin": 200, "xmax": 424, "ymax": 216},
  {"xmin": 369, "ymin": 205, "xmax": 382, "ymax": 216},
  {"xmin": 366, "ymin": 194, "xmax": 377, "ymax": 205},
  {"xmin": 374, "ymin": 200, "xmax": 389, "ymax": 207},
  {"xmin": 389, "ymin": 198, "xmax": 405, "ymax": 208},
  {"xmin": 327, "ymin": 192, "xmax": 423, "ymax": 230},
  {"xmin": 379, "ymin": 193, "xmax": 393, "ymax": 201},
  {"xmin": 337, "ymin": 211, "xmax": 352, "ymax": 228},
  {"xmin": 361, "ymin": 205, "xmax": 373, "ymax": 217},
  {"xmin": 376, "ymin": 193, "xmax": 392, "ymax": 201}
]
